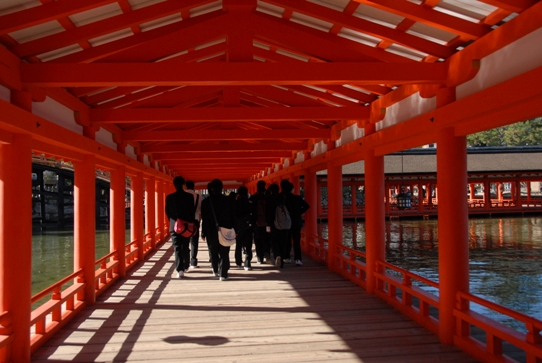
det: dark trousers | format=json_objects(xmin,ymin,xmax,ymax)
[
  {"xmin": 209, "ymin": 236, "xmax": 231, "ymax": 278},
  {"xmin": 189, "ymin": 221, "xmax": 200, "ymax": 266},
  {"xmin": 253, "ymin": 225, "xmax": 270, "ymax": 262},
  {"xmin": 171, "ymin": 233, "xmax": 190, "ymax": 272},
  {"xmin": 235, "ymin": 229, "xmax": 253, "ymax": 267},
  {"xmin": 290, "ymin": 227, "xmax": 302, "ymax": 261},
  {"xmin": 271, "ymin": 228, "xmax": 289, "ymax": 267}
]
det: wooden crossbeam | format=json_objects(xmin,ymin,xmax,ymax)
[
  {"xmin": 21, "ymin": 62, "xmax": 448, "ymax": 87},
  {"xmin": 122, "ymin": 129, "xmax": 330, "ymax": 141},
  {"xmin": 90, "ymin": 106, "xmax": 370, "ymax": 123}
]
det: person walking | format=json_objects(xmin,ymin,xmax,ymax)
[
  {"xmin": 165, "ymin": 176, "xmax": 195, "ymax": 278},
  {"xmin": 249, "ymin": 180, "xmax": 269, "ymax": 264},
  {"xmin": 201, "ymin": 179, "xmax": 236, "ymax": 281},
  {"xmin": 234, "ymin": 186, "xmax": 253, "ymax": 270},
  {"xmin": 284, "ymin": 181, "xmax": 310, "ymax": 266},
  {"xmin": 185, "ymin": 180, "xmax": 202, "ymax": 269},
  {"xmin": 266, "ymin": 182, "xmax": 291, "ymax": 269}
]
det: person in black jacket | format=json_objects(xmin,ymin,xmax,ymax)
[
  {"xmin": 249, "ymin": 180, "xmax": 269, "ymax": 264},
  {"xmin": 284, "ymin": 181, "xmax": 310, "ymax": 266},
  {"xmin": 266, "ymin": 182, "xmax": 291, "ymax": 269},
  {"xmin": 165, "ymin": 176, "xmax": 196, "ymax": 278},
  {"xmin": 201, "ymin": 179, "xmax": 237, "ymax": 281},
  {"xmin": 234, "ymin": 186, "xmax": 253, "ymax": 270}
]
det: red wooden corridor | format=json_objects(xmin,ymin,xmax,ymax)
[{"xmin": 1, "ymin": 1, "xmax": 542, "ymax": 362}]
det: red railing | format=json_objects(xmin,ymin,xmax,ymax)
[
  {"xmin": 30, "ymin": 269, "xmax": 86, "ymax": 353},
  {"xmin": 374, "ymin": 260, "xmax": 440, "ymax": 335},
  {"xmin": 454, "ymin": 292, "xmax": 542, "ymax": 363},
  {"xmin": 301, "ymin": 232, "xmax": 542, "ymax": 361},
  {"xmin": 0, "ymin": 311, "xmax": 13, "ymax": 363},
  {"xmin": 143, "ymin": 231, "xmax": 153, "ymax": 257},
  {"xmin": 125, "ymin": 239, "xmax": 139, "ymax": 271},
  {"xmin": 95, "ymin": 250, "xmax": 119, "ymax": 298}
]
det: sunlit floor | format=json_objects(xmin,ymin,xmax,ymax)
[{"xmin": 32, "ymin": 240, "xmax": 478, "ymax": 362}]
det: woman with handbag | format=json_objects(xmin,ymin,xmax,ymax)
[{"xmin": 201, "ymin": 179, "xmax": 237, "ymax": 281}]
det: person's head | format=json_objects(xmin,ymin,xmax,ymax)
[
  {"xmin": 280, "ymin": 179, "xmax": 293, "ymax": 193},
  {"xmin": 237, "ymin": 185, "xmax": 248, "ymax": 197},
  {"xmin": 207, "ymin": 182, "xmax": 213, "ymax": 195},
  {"xmin": 210, "ymin": 179, "xmax": 223, "ymax": 194},
  {"xmin": 257, "ymin": 180, "xmax": 266, "ymax": 193},
  {"xmin": 173, "ymin": 176, "xmax": 185, "ymax": 191},
  {"xmin": 268, "ymin": 183, "xmax": 279, "ymax": 195},
  {"xmin": 185, "ymin": 180, "xmax": 195, "ymax": 190}
]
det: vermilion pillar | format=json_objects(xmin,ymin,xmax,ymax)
[
  {"xmin": 0, "ymin": 133, "xmax": 32, "ymax": 363},
  {"xmin": 303, "ymin": 170, "xmax": 318, "ymax": 252},
  {"xmin": 155, "ymin": 180, "xmax": 164, "ymax": 243},
  {"xmin": 437, "ymin": 128, "xmax": 469, "ymax": 344},
  {"xmin": 146, "ymin": 176, "xmax": 156, "ymax": 250},
  {"xmin": 110, "ymin": 165, "xmax": 126, "ymax": 277},
  {"xmin": 326, "ymin": 162, "xmax": 343, "ymax": 271},
  {"xmin": 131, "ymin": 173, "xmax": 144, "ymax": 261},
  {"xmin": 364, "ymin": 149, "xmax": 385, "ymax": 294},
  {"xmin": 74, "ymin": 154, "xmax": 96, "ymax": 305}
]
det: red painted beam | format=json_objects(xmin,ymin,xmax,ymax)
[
  {"xmin": 90, "ymin": 106, "xmax": 369, "ymax": 123},
  {"xmin": 141, "ymin": 142, "xmax": 306, "ymax": 153},
  {"xmin": 266, "ymin": 0, "xmax": 457, "ymax": 58},
  {"xmin": 0, "ymin": 0, "xmax": 118, "ymax": 35},
  {"xmin": 152, "ymin": 151, "xmax": 290, "ymax": 160},
  {"xmin": 10, "ymin": 0, "xmax": 217, "ymax": 58},
  {"xmin": 23, "ymin": 62, "xmax": 449, "ymax": 87},
  {"xmin": 122, "ymin": 128, "xmax": 331, "ymax": 141}
]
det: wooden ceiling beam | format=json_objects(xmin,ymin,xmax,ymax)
[
  {"xmin": 0, "ymin": 0, "xmax": 118, "ymax": 35},
  {"xmin": 265, "ymin": 0, "xmax": 456, "ymax": 58},
  {"xmin": 153, "ymin": 151, "xmax": 289, "ymax": 159},
  {"xmin": 22, "ymin": 62, "xmax": 448, "ymax": 87},
  {"xmin": 10, "ymin": 0, "xmax": 217, "ymax": 58},
  {"xmin": 122, "ymin": 128, "xmax": 331, "ymax": 141},
  {"xmin": 89, "ymin": 106, "xmax": 370, "ymax": 123},
  {"xmin": 140, "ymin": 141, "xmax": 306, "ymax": 153},
  {"xmin": 353, "ymin": 0, "xmax": 491, "ymax": 40}
]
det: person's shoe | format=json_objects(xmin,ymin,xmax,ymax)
[
  {"xmin": 283, "ymin": 259, "xmax": 291, "ymax": 263},
  {"xmin": 275, "ymin": 256, "xmax": 281, "ymax": 268},
  {"xmin": 220, "ymin": 277, "xmax": 229, "ymax": 281},
  {"xmin": 295, "ymin": 259, "xmax": 303, "ymax": 266},
  {"xmin": 176, "ymin": 271, "xmax": 184, "ymax": 278},
  {"xmin": 236, "ymin": 264, "xmax": 243, "ymax": 268},
  {"xmin": 244, "ymin": 266, "xmax": 252, "ymax": 271},
  {"xmin": 189, "ymin": 265, "xmax": 197, "ymax": 269}
]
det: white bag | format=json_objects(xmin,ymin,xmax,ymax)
[{"xmin": 218, "ymin": 227, "xmax": 236, "ymax": 247}]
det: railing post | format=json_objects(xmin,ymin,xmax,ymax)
[
  {"xmin": 155, "ymin": 179, "xmax": 164, "ymax": 243},
  {"xmin": 111, "ymin": 165, "xmax": 126, "ymax": 277},
  {"xmin": 437, "ymin": 125, "xmax": 469, "ymax": 345},
  {"xmin": 146, "ymin": 176, "xmax": 156, "ymax": 250},
  {"xmin": 303, "ymin": 169, "xmax": 318, "ymax": 254},
  {"xmin": 74, "ymin": 154, "xmax": 96, "ymax": 306},
  {"xmin": 131, "ymin": 172, "xmax": 144, "ymax": 261},
  {"xmin": 0, "ymin": 131, "xmax": 32, "ymax": 363},
  {"xmin": 327, "ymin": 161, "xmax": 343, "ymax": 272},
  {"xmin": 365, "ymin": 122, "xmax": 385, "ymax": 294}
]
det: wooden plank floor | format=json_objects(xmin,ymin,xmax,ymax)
[{"xmin": 32, "ymin": 240, "xmax": 479, "ymax": 363}]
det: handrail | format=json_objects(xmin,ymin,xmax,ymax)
[
  {"xmin": 95, "ymin": 249, "xmax": 117, "ymax": 266},
  {"xmin": 376, "ymin": 260, "xmax": 439, "ymax": 289},
  {"xmin": 454, "ymin": 291, "xmax": 542, "ymax": 362},
  {"xmin": 0, "ymin": 311, "xmax": 13, "ymax": 363},
  {"xmin": 31, "ymin": 269, "xmax": 84, "ymax": 304},
  {"xmin": 95, "ymin": 249, "xmax": 119, "ymax": 297}
]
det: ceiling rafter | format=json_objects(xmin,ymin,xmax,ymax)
[
  {"xmin": 263, "ymin": 0, "xmax": 456, "ymax": 58},
  {"xmin": 10, "ymin": 0, "xmax": 216, "ymax": 58},
  {"xmin": 141, "ymin": 141, "xmax": 307, "ymax": 153},
  {"xmin": 0, "ymin": 0, "xmax": 118, "ymax": 35},
  {"xmin": 21, "ymin": 62, "xmax": 448, "ymax": 87}
]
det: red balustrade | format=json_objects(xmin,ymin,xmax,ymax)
[
  {"xmin": 30, "ymin": 269, "xmax": 86, "ymax": 353},
  {"xmin": 0, "ymin": 311, "xmax": 13, "ymax": 363},
  {"xmin": 95, "ymin": 251, "xmax": 119, "ymax": 298}
]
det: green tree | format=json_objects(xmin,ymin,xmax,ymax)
[{"xmin": 467, "ymin": 117, "xmax": 542, "ymax": 147}]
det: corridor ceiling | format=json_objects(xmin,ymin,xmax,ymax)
[{"xmin": 0, "ymin": 0, "xmax": 538, "ymax": 183}]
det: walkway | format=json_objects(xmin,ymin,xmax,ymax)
[{"xmin": 32, "ymin": 240, "xmax": 478, "ymax": 363}]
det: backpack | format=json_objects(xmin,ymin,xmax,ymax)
[
  {"xmin": 274, "ymin": 196, "xmax": 291, "ymax": 230},
  {"xmin": 255, "ymin": 198, "xmax": 266, "ymax": 227}
]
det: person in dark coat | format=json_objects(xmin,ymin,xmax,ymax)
[
  {"xmin": 234, "ymin": 186, "xmax": 253, "ymax": 270},
  {"xmin": 283, "ymin": 181, "xmax": 310, "ymax": 266},
  {"xmin": 165, "ymin": 176, "xmax": 196, "ymax": 278},
  {"xmin": 266, "ymin": 182, "xmax": 291, "ymax": 268},
  {"xmin": 201, "ymin": 179, "xmax": 237, "ymax": 281},
  {"xmin": 249, "ymin": 180, "xmax": 269, "ymax": 264}
]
